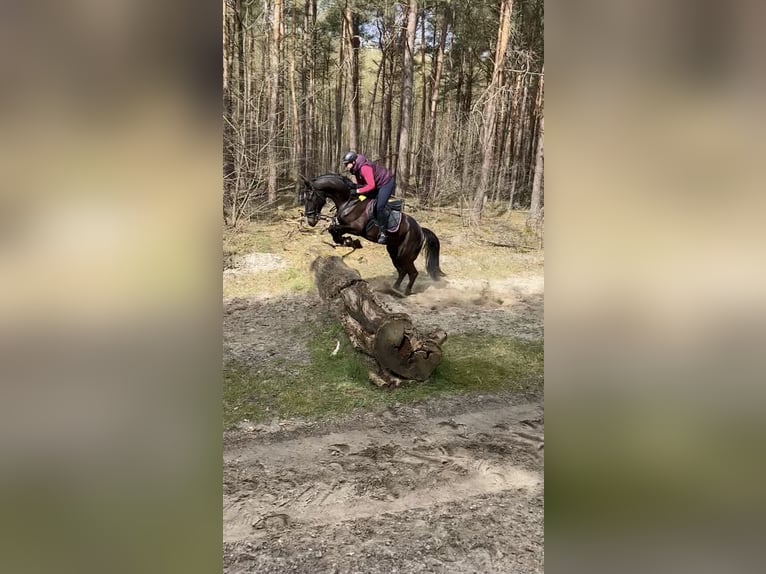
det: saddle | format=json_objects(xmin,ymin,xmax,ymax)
[{"xmin": 362, "ymin": 198, "xmax": 403, "ymax": 234}]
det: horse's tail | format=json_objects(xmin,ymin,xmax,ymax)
[{"xmin": 422, "ymin": 227, "xmax": 446, "ymax": 281}]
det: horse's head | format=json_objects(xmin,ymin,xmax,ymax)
[{"xmin": 301, "ymin": 180, "xmax": 326, "ymax": 227}]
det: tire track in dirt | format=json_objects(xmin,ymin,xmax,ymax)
[{"xmin": 224, "ymin": 403, "xmax": 543, "ymax": 544}]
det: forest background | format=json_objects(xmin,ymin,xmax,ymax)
[{"xmin": 222, "ymin": 0, "xmax": 544, "ymax": 226}]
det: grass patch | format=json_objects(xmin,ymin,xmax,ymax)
[
  {"xmin": 283, "ymin": 267, "xmax": 313, "ymax": 292},
  {"xmin": 223, "ymin": 223, "xmax": 279, "ymax": 256},
  {"xmin": 223, "ymin": 266, "xmax": 315, "ymax": 299},
  {"xmin": 223, "ymin": 324, "xmax": 543, "ymax": 429}
]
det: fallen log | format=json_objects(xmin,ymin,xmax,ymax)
[{"xmin": 311, "ymin": 255, "xmax": 447, "ymax": 387}]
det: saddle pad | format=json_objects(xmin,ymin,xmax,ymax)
[{"xmin": 365, "ymin": 202, "xmax": 402, "ymax": 234}]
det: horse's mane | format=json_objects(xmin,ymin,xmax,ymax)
[{"xmin": 312, "ymin": 173, "xmax": 354, "ymax": 191}]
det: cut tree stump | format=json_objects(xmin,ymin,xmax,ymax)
[{"xmin": 311, "ymin": 255, "xmax": 447, "ymax": 387}]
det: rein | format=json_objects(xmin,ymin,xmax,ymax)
[
  {"xmin": 303, "ymin": 175, "xmax": 354, "ymax": 222},
  {"xmin": 303, "ymin": 212, "xmax": 333, "ymax": 221},
  {"xmin": 303, "ymin": 189, "xmax": 336, "ymax": 221}
]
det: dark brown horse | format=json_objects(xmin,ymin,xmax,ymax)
[{"xmin": 302, "ymin": 173, "xmax": 444, "ymax": 295}]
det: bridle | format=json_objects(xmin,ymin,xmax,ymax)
[{"xmin": 302, "ymin": 188, "xmax": 333, "ymax": 221}]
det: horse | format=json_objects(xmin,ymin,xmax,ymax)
[{"xmin": 301, "ymin": 173, "xmax": 445, "ymax": 295}]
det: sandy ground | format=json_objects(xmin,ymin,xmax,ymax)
[
  {"xmin": 223, "ymin": 239, "xmax": 544, "ymax": 573},
  {"xmin": 224, "ymin": 397, "xmax": 543, "ymax": 574}
]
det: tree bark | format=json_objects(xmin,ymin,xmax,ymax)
[
  {"xmin": 396, "ymin": 0, "xmax": 418, "ymax": 197},
  {"xmin": 267, "ymin": 0, "xmax": 283, "ymax": 203},
  {"xmin": 334, "ymin": 10, "xmax": 346, "ymax": 163},
  {"xmin": 528, "ymin": 114, "xmax": 544, "ymax": 222},
  {"xmin": 423, "ymin": 5, "xmax": 450, "ymax": 202},
  {"xmin": 312, "ymin": 256, "xmax": 447, "ymax": 387},
  {"xmin": 380, "ymin": 48, "xmax": 396, "ymax": 167},
  {"xmin": 509, "ymin": 72, "xmax": 530, "ymax": 209},
  {"xmin": 288, "ymin": 1, "xmax": 302, "ymax": 195},
  {"xmin": 496, "ymin": 83, "xmax": 514, "ymax": 206},
  {"xmin": 415, "ymin": 9, "xmax": 428, "ymax": 195},
  {"xmin": 303, "ymin": 0, "xmax": 317, "ymax": 177},
  {"xmin": 365, "ymin": 52, "xmax": 383, "ymax": 152},
  {"xmin": 472, "ymin": 0, "xmax": 513, "ymax": 223},
  {"xmin": 344, "ymin": 3, "xmax": 360, "ymax": 150},
  {"xmin": 379, "ymin": 49, "xmax": 391, "ymax": 163}
]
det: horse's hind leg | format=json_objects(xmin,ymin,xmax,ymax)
[
  {"xmin": 387, "ymin": 245, "xmax": 407, "ymax": 291},
  {"xmin": 387, "ymin": 245, "xmax": 420, "ymax": 295},
  {"xmin": 403, "ymin": 261, "xmax": 419, "ymax": 296},
  {"xmin": 393, "ymin": 269, "xmax": 407, "ymax": 291}
]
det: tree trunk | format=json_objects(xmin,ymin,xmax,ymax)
[
  {"xmin": 267, "ymin": 0, "xmax": 283, "ymax": 203},
  {"xmin": 396, "ymin": 0, "xmax": 418, "ymax": 197},
  {"xmin": 496, "ymin": 88, "xmax": 514, "ymax": 206},
  {"xmin": 312, "ymin": 256, "xmax": 447, "ymax": 387},
  {"xmin": 380, "ymin": 52, "xmax": 395, "ymax": 166},
  {"xmin": 415, "ymin": 9, "xmax": 428, "ymax": 195},
  {"xmin": 528, "ymin": 114, "xmax": 544, "ymax": 222},
  {"xmin": 527, "ymin": 72, "xmax": 545, "ymax": 199},
  {"xmin": 302, "ymin": 0, "xmax": 317, "ymax": 178},
  {"xmin": 423, "ymin": 5, "xmax": 450, "ymax": 202},
  {"xmin": 365, "ymin": 53, "xmax": 383, "ymax": 152},
  {"xmin": 491, "ymin": 86, "xmax": 509, "ymax": 203},
  {"xmin": 472, "ymin": 0, "xmax": 513, "ymax": 223},
  {"xmin": 288, "ymin": 1, "xmax": 302, "ymax": 195},
  {"xmin": 458, "ymin": 53, "xmax": 475, "ymax": 194},
  {"xmin": 509, "ymin": 72, "xmax": 530, "ymax": 209},
  {"xmin": 334, "ymin": 12, "xmax": 346, "ymax": 163},
  {"xmin": 222, "ymin": 0, "xmax": 233, "ymax": 224},
  {"xmin": 344, "ymin": 3, "xmax": 360, "ymax": 150}
]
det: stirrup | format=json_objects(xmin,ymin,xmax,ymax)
[{"xmin": 377, "ymin": 232, "xmax": 387, "ymax": 244}]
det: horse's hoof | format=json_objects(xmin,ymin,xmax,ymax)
[{"xmin": 389, "ymin": 287, "xmax": 406, "ymax": 298}]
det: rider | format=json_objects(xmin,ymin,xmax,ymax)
[{"xmin": 342, "ymin": 151, "xmax": 395, "ymax": 244}]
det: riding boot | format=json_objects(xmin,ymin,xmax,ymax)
[{"xmin": 376, "ymin": 212, "xmax": 388, "ymax": 244}]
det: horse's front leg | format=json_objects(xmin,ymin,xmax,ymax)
[
  {"xmin": 329, "ymin": 223, "xmax": 362, "ymax": 248},
  {"xmin": 328, "ymin": 224, "xmax": 345, "ymax": 245}
]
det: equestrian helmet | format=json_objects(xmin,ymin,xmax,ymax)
[{"xmin": 342, "ymin": 151, "xmax": 357, "ymax": 166}]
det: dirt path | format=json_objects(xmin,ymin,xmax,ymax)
[
  {"xmin": 224, "ymin": 399, "xmax": 543, "ymax": 574},
  {"xmin": 223, "ymin": 232, "xmax": 544, "ymax": 572}
]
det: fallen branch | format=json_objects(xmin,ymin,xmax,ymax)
[{"xmin": 476, "ymin": 238, "xmax": 537, "ymax": 251}]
